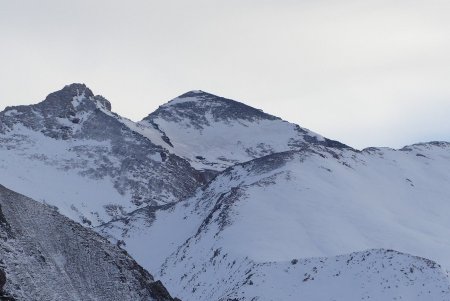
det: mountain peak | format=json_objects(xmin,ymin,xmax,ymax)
[
  {"xmin": 148, "ymin": 90, "xmax": 279, "ymax": 125},
  {"xmin": 141, "ymin": 91, "xmax": 352, "ymax": 171},
  {"xmin": 177, "ymin": 90, "xmax": 208, "ymax": 98},
  {"xmin": 40, "ymin": 83, "xmax": 112, "ymax": 112},
  {"xmin": 0, "ymin": 83, "xmax": 112, "ymax": 139},
  {"xmin": 44, "ymin": 83, "xmax": 94, "ymax": 105},
  {"xmin": 62, "ymin": 83, "xmax": 94, "ymax": 96},
  {"xmin": 163, "ymin": 90, "xmax": 227, "ymax": 106}
]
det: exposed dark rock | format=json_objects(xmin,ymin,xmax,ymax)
[
  {"xmin": 0, "ymin": 185, "xmax": 177, "ymax": 301},
  {"xmin": 149, "ymin": 280, "xmax": 180, "ymax": 301},
  {"xmin": 0, "ymin": 269, "xmax": 5, "ymax": 291},
  {"xmin": 148, "ymin": 90, "xmax": 280, "ymax": 126}
]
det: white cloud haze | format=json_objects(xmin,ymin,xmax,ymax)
[{"xmin": 1, "ymin": 0, "xmax": 449, "ymax": 149}]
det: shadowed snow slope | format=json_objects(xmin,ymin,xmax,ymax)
[{"xmin": 0, "ymin": 185, "xmax": 178, "ymax": 301}]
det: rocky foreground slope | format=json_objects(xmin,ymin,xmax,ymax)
[{"xmin": 0, "ymin": 185, "xmax": 179, "ymax": 301}]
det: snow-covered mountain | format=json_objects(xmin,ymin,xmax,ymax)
[
  {"xmin": 103, "ymin": 142, "xmax": 450, "ymax": 300},
  {"xmin": 0, "ymin": 185, "xmax": 178, "ymax": 301},
  {"xmin": 142, "ymin": 90, "xmax": 349, "ymax": 171},
  {"xmin": 0, "ymin": 84, "xmax": 206, "ymax": 227},
  {"xmin": 1, "ymin": 84, "xmax": 450, "ymax": 300}
]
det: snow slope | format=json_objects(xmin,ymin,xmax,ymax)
[
  {"xmin": 0, "ymin": 185, "xmax": 178, "ymax": 301},
  {"xmin": 221, "ymin": 249, "xmax": 450, "ymax": 301},
  {"xmin": 163, "ymin": 248, "xmax": 450, "ymax": 301},
  {"xmin": 181, "ymin": 143, "xmax": 450, "ymax": 266},
  {"xmin": 101, "ymin": 142, "xmax": 450, "ymax": 300},
  {"xmin": 142, "ymin": 90, "xmax": 349, "ymax": 171}
]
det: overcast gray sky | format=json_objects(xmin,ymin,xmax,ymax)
[{"xmin": 1, "ymin": 0, "xmax": 449, "ymax": 149}]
